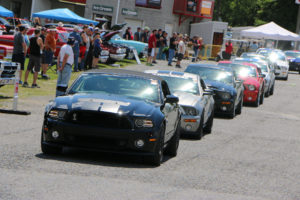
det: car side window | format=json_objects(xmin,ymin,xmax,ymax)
[
  {"xmin": 161, "ymin": 81, "xmax": 171, "ymax": 98},
  {"xmin": 257, "ymin": 67, "xmax": 262, "ymax": 74}
]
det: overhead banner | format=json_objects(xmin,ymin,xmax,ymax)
[{"xmin": 201, "ymin": 1, "xmax": 212, "ymax": 15}]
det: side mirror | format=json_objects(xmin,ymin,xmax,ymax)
[
  {"xmin": 203, "ymin": 89, "xmax": 214, "ymax": 96},
  {"xmin": 165, "ymin": 95, "xmax": 179, "ymax": 104}
]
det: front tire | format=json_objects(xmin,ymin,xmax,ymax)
[
  {"xmin": 235, "ymin": 98, "xmax": 243, "ymax": 115},
  {"xmin": 270, "ymin": 83, "xmax": 275, "ymax": 95},
  {"xmin": 203, "ymin": 108, "xmax": 214, "ymax": 134},
  {"xmin": 195, "ymin": 112, "xmax": 204, "ymax": 140},
  {"xmin": 165, "ymin": 121, "xmax": 180, "ymax": 157},
  {"xmin": 254, "ymin": 92, "xmax": 260, "ymax": 107},
  {"xmin": 147, "ymin": 124, "xmax": 165, "ymax": 166},
  {"xmin": 259, "ymin": 89, "xmax": 265, "ymax": 105},
  {"xmin": 283, "ymin": 75, "xmax": 288, "ymax": 81},
  {"xmin": 229, "ymin": 103, "xmax": 236, "ymax": 119}
]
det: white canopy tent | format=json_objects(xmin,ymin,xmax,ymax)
[{"xmin": 241, "ymin": 22, "xmax": 300, "ymax": 41}]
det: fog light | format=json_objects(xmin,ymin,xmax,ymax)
[
  {"xmin": 135, "ymin": 139, "xmax": 144, "ymax": 148},
  {"xmin": 52, "ymin": 131, "xmax": 59, "ymax": 139},
  {"xmin": 185, "ymin": 125, "xmax": 192, "ymax": 131},
  {"xmin": 221, "ymin": 106, "xmax": 227, "ymax": 111}
]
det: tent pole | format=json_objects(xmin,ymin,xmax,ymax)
[{"xmin": 275, "ymin": 40, "xmax": 278, "ymax": 49}]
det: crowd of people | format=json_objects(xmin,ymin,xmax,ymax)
[
  {"xmin": 123, "ymin": 26, "xmax": 204, "ymax": 68},
  {"xmin": 11, "ymin": 22, "xmax": 205, "ymax": 96}
]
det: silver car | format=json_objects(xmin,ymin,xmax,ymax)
[
  {"xmin": 145, "ymin": 70, "xmax": 215, "ymax": 140},
  {"xmin": 254, "ymin": 60, "xmax": 276, "ymax": 97}
]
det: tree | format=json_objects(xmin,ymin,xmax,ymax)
[{"xmin": 213, "ymin": 0, "xmax": 298, "ymax": 32}]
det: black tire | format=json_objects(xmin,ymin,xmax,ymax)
[
  {"xmin": 127, "ymin": 51, "xmax": 135, "ymax": 60},
  {"xmin": 265, "ymin": 86, "xmax": 270, "ymax": 97},
  {"xmin": 41, "ymin": 132, "xmax": 62, "ymax": 155},
  {"xmin": 165, "ymin": 121, "xmax": 180, "ymax": 157},
  {"xmin": 203, "ymin": 108, "xmax": 214, "ymax": 134},
  {"xmin": 215, "ymin": 55, "xmax": 221, "ymax": 62},
  {"xmin": 270, "ymin": 83, "xmax": 274, "ymax": 95},
  {"xmin": 148, "ymin": 124, "xmax": 165, "ymax": 166},
  {"xmin": 283, "ymin": 75, "xmax": 288, "ymax": 81},
  {"xmin": 298, "ymin": 70, "xmax": 300, "ymax": 74},
  {"xmin": 260, "ymin": 89, "xmax": 265, "ymax": 105},
  {"xmin": 229, "ymin": 103, "xmax": 236, "ymax": 119},
  {"xmin": 235, "ymin": 98, "xmax": 243, "ymax": 115},
  {"xmin": 195, "ymin": 112, "xmax": 204, "ymax": 140},
  {"xmin": 105, "ymin": 57, "xmax": 116, "ymax": 64},
  {"xmin": 254, "ymin": 92, "xmax": 260, "ymax": 107}
]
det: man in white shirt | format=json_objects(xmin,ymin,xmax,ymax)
[
  {"xmin": 176, "ymin": 34, "xmax": 185, "ymax": 68},
  {"xmin": 56, "ymin": 37, "xmax": 75, "ymax": 97}
]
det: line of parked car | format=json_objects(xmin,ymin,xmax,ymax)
[{"xmin": 39, "ymin": 47, "xmax": 293, "ymax": 166}]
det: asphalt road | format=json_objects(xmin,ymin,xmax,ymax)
[{"xmin": 1, "ymin": 60, "xmax": 300, "ymax": 200}]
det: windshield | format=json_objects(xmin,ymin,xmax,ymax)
[
  {"xmin": 160, "ymin": 76, "xmax": 199, "ymax": 95},
  {"xmin": 256, "ymin": 63, "xmax": 268, "ymax": 73},
  {"xmin": 111, "ymin": 35, "xmax": 122, "ymax": 40},
  {"xmin": 269, "ymin": 52, "xmax": 286, "ymax": 62},
  {"xmin": 219, "ymin": 63, "xmax": 257, "ymax": 78},
  {"xmin": 69, "ymin": 74, "xmax": 160, "ymax": 103},
  {"xmin": 257, "ymin": 50, "xmax": 272, "ymax": 57},
  {"xmin": 285, "ymin": 51, "xmax": 300, "ymax": 58},
  {"xmin": 0, "ymin": 17, "xmax": 10, "ymax": 25},
  {"xmin": 186, "ymin": 67, "xmax": 233, "ymax": 85}
]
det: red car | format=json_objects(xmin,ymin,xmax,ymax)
[
  {"xmin": 0, "ymin": 28, "xmax": 69, "ymax": 57},
  {"xmin": 218, "ymin": 61, "xmax": 265, "ymax": 107},
  {"xmin": 0, "ymin": 44, "xmax": 13, "ymax": 60}
]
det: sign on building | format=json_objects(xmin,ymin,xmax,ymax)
[
  {"xmin": 201, "ymin": 1, "xmax": 213, "ymax": 15},
  {"xmin": 92, "ymin": 4, "xmax": 113, "ymax": 13},
  {"xmin": 122, "ymin": 8, "xmax": 138, "ymax": 16}
]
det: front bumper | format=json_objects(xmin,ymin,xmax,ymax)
[
  {"xmin": 0, "ymin": 78, "xmax": 15, "ymax": 85},
  {"xmin": 214, "ymin": 99, "xmax": 235, "ymax": 114},
  {"xmin": 180, "ymin": 115, "xmax": 201, "ymax": 134},
  {"xmin": 275, "ymin": 68, "xmax": 288, "ymax": 78},
  {"xmin": 43, "ymin": 119, "xmax": 159, "ymax": 155},
  {"xmin": 243, "ymin": 90, "xmax": 259, "ymax": 103},
  {"xmin": 99, "ymin": 56, "xmax": 109, "ymax": 63},
  {"xmin": 110, "ymin": 53, "xmax": 126, "ymax": 61}
]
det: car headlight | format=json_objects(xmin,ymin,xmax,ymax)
[
  {"xmin": 101, "ymin": 50, "xmax": 109, "ymax": 56},
  {"xmin": 182, "ymin": 106, "xmax": 197, "ymax": 116},
  {"xmin": 116, "ymin": 48, "xmax": 126, "ymax": 54},
  {"xmin": 135, "ymin": 119, "xmax": 153, "ymax": 128},
  {"xmin": 48, "ymin": 109, "xmax": 66, "ymax": 119},
  {"xmin": 218, "ymin": 92, "xmax": 231, "ymax": 100},
  {"xmin": 247, "ymin": 85, "xmax": 256, "ymax": 91}
]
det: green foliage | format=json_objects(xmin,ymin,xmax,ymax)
[{"xmin": 213, "ymin": 0, "xmax": 299, "ymax": 32}]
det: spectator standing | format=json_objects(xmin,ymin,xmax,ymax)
[
  {"xmin": 12, "ymin": 25, "xmax": 27, "ymax": 84},
  {"xmin": 153, "ymin": 29, "xmax": 162, "ymax": 64},
  {"xmin": 23, "ymin": 29, "xmax": 43, "ymax": 88},
  {"xmin": 157, "ymin": 31, "xmax": 167, "ymax": 60},
  {"xmin": 249, "ymin": 41, "xmax": 258, "ymax": 52},
  {"xmin": 191, "ymin": 36, "xmax": 201, "ymax": 62},
  {"xmin": 41, "ymin": 29, "xmax": 56, "ymax": 79},
  {"xmin": 124, "ymin": 27, "xmax": 133, "ymax": 40},
  {"xmin": 134, "ymin": 27, "xmax": 141, "ymax": 41},
  {"xmin": 40, "ymin": 27, "xmax": 47, "ymax": 43},
  {"xmin": 33, "ymin": 17, "xmax": 41, "ymax": 27},
  {"xmin": 57, "ymin": 22, "xmax": 66, "ymax": 31},
  {"xmin": 225, "ymin": 40, "xmax": 233, "ymax": 60},
  {"xmin": 176, "ymin": 34, "xmax": 185, "ymax": 68},
  {"xmin": 141, "ymin": 27, "xmax": 150, "ymax": 43},
  {"xmin": 69, "ymin": 26, "xmax": 82, "ymax": 72},
  {"xmin": 56, "ymin": 37, "xmax": 75, "ymax": 97},
  {"xmin": 85, "ymin": 28, "xmax": 94, "ymax": 70},
  {"xmin": 147, "ymin": 29, "xmax": 157, "ymax": 66},
  {"xmin": 92, "ymin": 33, "xmax": 102, "ymax": 68},
  {"xmin": 79, "ymin": 25, "xmax": 90, "ymax": 71},
  {"xmin": 168, "ymin": 32, "xmax": 177, "ymax": 66}
]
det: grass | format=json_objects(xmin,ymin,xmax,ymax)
[{"xmin": 0, "ymin": 58, "xmax": 144, "ymax": 103}]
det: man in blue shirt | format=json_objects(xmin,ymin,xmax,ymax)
[{"xmin": 69, "ymin": 26, "xmax": 82, "ymax": 72}]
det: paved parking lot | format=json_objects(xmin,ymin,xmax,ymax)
[{"xmin": 1, "ymin": 60, "xmax": 300, "ymax": 200}]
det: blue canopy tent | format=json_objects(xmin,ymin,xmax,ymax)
[
  {"xmin": 32, "ymin": 8, "xmax": 98, "ymax": 25},
  {"xmin": 0, "ymin": 5, "xmax": 14, "ymax": 17}
]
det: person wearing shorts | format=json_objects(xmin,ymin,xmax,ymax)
[
  {"xmin": 176, "ymin": 34, "xmax": 185, "ymax": 68},
  {"xmin": 41, "ymin": 29, "xmax": 56, "ymax": 79},
  {"xmin": 23, "ymin": 29, "xmax": 43, "ymax": 88},
  {"xmin": 92, "ymin": 33, "xmax": 102, "ymax": 68},
  {"xmin": 12, "ymin": 25, "xmax": 27, "ymax": 83},
  {"xmin": 147, "ymin": 29, "xmax": 157, "ymax": 66}
]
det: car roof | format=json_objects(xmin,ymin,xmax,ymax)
[
  {"xmin": 144, "ymin": 70, "xmax": 199, "ymax": 81},
  {"xmin": 187, "ymin": 63, "xmax": 233, "ymax": 72},
  {"xmin": 82, "ymin": 69, "xmax": 163, "ymax": 81}
]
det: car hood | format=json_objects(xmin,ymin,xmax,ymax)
[
  {"xmin": 173, "ymin": 91, "xmax": 199, "ymax": 106},
  {"xmin": 204, "ymin": 80, "xmax": 234, "ymax": 92},
  {"xmin": 52, "ymin": 93, "xmax": 159, "ymax": 118},
  {"xmin": 239, "ymin": 76, "xmax": 260, "ymax": 87},
  {"xmin": 103, "ymin": 31, "xmax": 120, "ymax": 41}
]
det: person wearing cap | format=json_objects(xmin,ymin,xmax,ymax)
[
  {"xmin": 12, "ymin": 25, "xmax": 27, "ymax": 84},
  {"xmin": 23, "ymin": 28, "xmax": 43, "ymax": 88},
  {"xmin": 57, "ymin": 22, "xmax": 66, "ymax": 31},
  {"xmin": 56, "ymin": 37, "xmax": 75, "ymax": 97},
  {"xmin": 41, "ymin": 28, "xmax": 56, "ymax": 79},
  {"xmin": 70, "ymin": 26, "xmax": 82, "ymax": 72}
]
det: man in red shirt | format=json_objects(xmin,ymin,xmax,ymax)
[
  {"xmin": 147, "ymin": 29, "xmax": 157, "ymax": 66},
  {"xmin": 225, "ymin": 40, "xmax": 233, "ymax": 60}
]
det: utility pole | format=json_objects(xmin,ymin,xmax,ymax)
[
  {"xmin": 115, "ymin": 0, "xmax": 120, "ymax": 25},
  {"xmin": 296, "ymin": 5, "xmax": 300, "ymax": 49}
]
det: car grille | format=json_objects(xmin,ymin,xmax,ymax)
[
  {"xmin": 0, "ymin": 62, "xmax": 18, "ymax": 78},
  {"xmin": 69, "ymin": 111, "xmax": 132, "ymax": 129}
]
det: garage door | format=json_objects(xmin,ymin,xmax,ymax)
[{"xmin": 124, "ymin": 18, "xmax": 143, "ymax": 34}]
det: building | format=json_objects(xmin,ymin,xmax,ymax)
[
  {"xmin": 0, "ymin": 0, "xmax": 85, "ymax": 19},
  {"xmin": 85, "ymin": 0, "xmax": 215, "ymax": 35}
]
